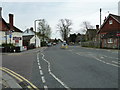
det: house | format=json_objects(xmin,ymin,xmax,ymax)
[
  {"xmin": 85, "ymin": 29, "xmax": 97, "ymax": 41},
  {"xmin": 23, "ymin": 28, "xmax": 41, "ymax": 48},
  {"xmin": 23, "ymin": 27, "xmax": 35, "ymax": 36},
  {"xmin": 98, "ymin": 14, "xmax": 120, "ymax": 49},
  {"xmin": 0, "ymin": 7, "xmax": 23, "ymax": 47}
]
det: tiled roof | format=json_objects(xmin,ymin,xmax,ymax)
[
  {"xmin": 0, "ymin": 18, "xmax": 22, "ymax": 33},
  {"xmin": 110, "ymin": 14, "xmax": 120, "ymax": 23},
  {"xmin": 7, "ymin": 23, "xmax": 23, "ymax": 33}
]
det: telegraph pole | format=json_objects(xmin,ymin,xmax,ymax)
[
  {"xmin": 99, "ymin": 8, "xmax": 102, "ymax": 48},
  {"xmin": 100, "ymin": 8, "xmax": 102, "ymax": 27}
]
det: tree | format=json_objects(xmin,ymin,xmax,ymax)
[
  {"xmin": 37, "ymin": 19, "xmax": 51, "ymax": 42},
  {"xmin": 81, "ymin": 21, "xmax": 94, "ymax": 33},
  {"xmin": 57, "ymin": 19, "xmax": 72, "ymax": 41}
]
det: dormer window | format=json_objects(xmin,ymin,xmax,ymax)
[{"xmin": 109, "ymin": 20, "xmax": 113, "ymax": 25}]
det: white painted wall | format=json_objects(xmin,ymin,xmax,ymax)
[
  {"xmin": 30, "ymin": 35, "xmax": 41, "ymax": 47},
  {"xmin": 0, "ymin": 31, "xmax": 6, "ymax": 44},
  {"xmin": 0, "ymin": 31, "xmax": 23, "ymax": 47}
]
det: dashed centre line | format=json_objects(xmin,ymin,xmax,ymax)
[
  {"xmin": 41, "ymin": 76, "xmax": 46, "ymax": 83},
  {"xmin": 40, "ymin": 70, "xmax": 43, "ymax": 75},
  {"xmin": 37, "ymin": 52, "xmax": 48, "ymax": 89}
]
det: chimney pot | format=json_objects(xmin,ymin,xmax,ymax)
[{"xmin": 96, "ymin": 25, "xmax": 99, "ymax": 30}]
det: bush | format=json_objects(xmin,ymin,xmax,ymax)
[
  {"xmin": 41, "ymin": 41, "xmax": 47, "ymax": 47},
  {"xmin": 27, "ymin": 44, "xmax": 35, "ymax": 50},
  {"xmin": 2, "ymin": 43, "xmax": 14, "ymax": 47},
  {"xmin": 1, "ymin": 43, "xmax": 21, "ymax": 52}
]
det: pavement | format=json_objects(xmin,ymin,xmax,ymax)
[
  {"xmin": 0, "ymin": 67, "xmax": 39, "ymax": 89},
  {"xmin": 0, "ymin": 47, "xmax": 46, "ymax": 56}
]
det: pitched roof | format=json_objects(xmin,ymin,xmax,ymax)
[
  {"xmin": 98, "ymin": 14, "xmax": 120, "ymax": 34},
  {"xmin": 7, "ymin": 23, "xmax": 23, "ymax": 33},
  {"xmin": 110, "ymin": 14, "xmax": 120, "ymax": 23},
  {"xmin": 0, "ymin": 17, "xmax": 23, "ymax": 33},
  {"xmin": 86, "ymin": 29, "xmax": 97, "ymax": 34}
]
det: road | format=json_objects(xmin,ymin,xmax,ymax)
[{"xmin": 2, "ymin": 44, "xmax": 119, "ymax": 89}]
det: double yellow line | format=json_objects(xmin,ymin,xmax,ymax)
[{"xmin": 0, "ymin": 67, "xmax": 39, "ymax": 90}]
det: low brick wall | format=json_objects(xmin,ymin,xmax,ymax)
[{"xmin": 81, "ymin": 41, "xmax": 100, "ymax": 48}]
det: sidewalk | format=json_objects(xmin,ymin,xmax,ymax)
[
  {"xmin": 0, "ymin": 67, "xmax": 38, "ymax": 89},
  {"xmin": 0, "ymin": 69, "xmax": 22, "ymax": 89},
  {"xmin": 0, "ymin": 47, "xmax": 47, "ymax": 56}
]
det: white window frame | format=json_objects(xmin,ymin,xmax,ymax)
[{"xmin": 109, "ymin": 20, "xmax": 113, "ymax": 25}]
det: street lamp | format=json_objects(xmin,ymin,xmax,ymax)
[{"xmin": 34, "ymin": 19, "xmax": 41, "ymax": 48}]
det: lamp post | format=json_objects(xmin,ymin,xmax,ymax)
[{"xmin": 34, "ymin": 19, "xmax": 41, "ymax": 48}]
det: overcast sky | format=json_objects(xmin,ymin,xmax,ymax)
[{"xmin": 0, "ymin": 0, "xmax": 119, "ymax": 39}]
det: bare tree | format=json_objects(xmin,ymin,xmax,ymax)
[
  {"xmin": 57, "ymin": 19, "xmax": 72, "ymax": 41},
  {"xmin": 81, "ymin": 21, "xmax": 94, "ymax": 32},
  {"xmin": 38, "ymin": 19, "xmax": 51, "ymax": 41}
]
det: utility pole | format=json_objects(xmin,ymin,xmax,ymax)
[
  {"xmin": 99, "ymin": 8, "xmax": 102, "ymax": 48},
  {"xmin": 34, "ymin": 19, "xmax": 41, "ymax": 48},
  {"xmin": 100, "ymin": 8, "xmax": 102, "ymax": 27}
]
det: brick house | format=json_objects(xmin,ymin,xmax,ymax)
[
  {"xmin": 0, "ymin": 7, "xmax": 23, "ymax": 47},
  {"xmin": 98, "ymin": 14, "xmax": 120, "ymax": 49}
]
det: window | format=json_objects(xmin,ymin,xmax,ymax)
[
  {"xmin": 108, "ymin": 38, "xmax": 113, "ymax": 43},
  {"xmin": 109, "ymin": 20, "xmax": 113, "ymax": 25}
]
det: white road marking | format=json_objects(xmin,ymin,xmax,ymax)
[
  {"xmin": 38, "ymin": 62, "xmax": 40, "ymax": 66},
  {"xmin": 40, "ymin": 70, "xmax": 43, "ymax": 75},
  {"xmin": 100, "ymin": 57, "xmax": 104, "ymax": 59},
  {"xmin": 39, "ymin": 66, "xmax": 41, "ymax": 70},
  {"xmin": 44, "ymin": 85, "xmax": 48, "ymax": 90},
  {"xmin": 37, "ymin": 60, "xmax": 39, "ymax": 63},
  {"xmin": 103, "ymin": 55, "xmax": 118, "ymax": 60},
  {"xmin": 41, "ymin": 76, "xmax": 46, "ymax": 83},
  {"xmin": 112, "ymin": 61, "xmax": 119, "ymax": 64},
  {"xmin": 92, "ymin": 56, "xmax": 119, "ymax": 67},
  {"xmin": 41, "ymin": 52, "xmax": 70, "ymax": 90},
  {"xmin": 37, "ymin": 53, "xmax": 39, "ymax": 60}
]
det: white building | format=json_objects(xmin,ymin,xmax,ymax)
[
  {"xmin": 23, "ymin": 28, "xmax": 41, "ymax": 47},
  {"xmin": 0, "ymin": 7, "xmax": 23, "ymax": 47}
]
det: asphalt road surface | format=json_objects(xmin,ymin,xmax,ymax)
[{"xmin": 2, "ymin": 44, "xmax": 119, "ymax": 89}]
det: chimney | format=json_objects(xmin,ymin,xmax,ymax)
[
  {"xmin": 0, "ymin": 7, "xmax": 2, "ymax": 19},
  {"xmin": 9, "ymin": 14, "xmax": 14, "ymax": 30},
  {"xmin": 96, "ymin": 25, "xmax": 99, "ymax": 30}
]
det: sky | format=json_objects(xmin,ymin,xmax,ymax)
[{"xmin": 0, "ymin": 0, "xmax": 119, "ymax": 39}]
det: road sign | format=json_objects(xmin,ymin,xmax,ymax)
[
  {"xmin": 9, "ymin": 34, "xmax": 12, "ymax": 38},
  {"xmin": 116, "ymin": 33, "xmax": 120, "ymax": 36}
]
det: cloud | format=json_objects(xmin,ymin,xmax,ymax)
[{"xmin": 1, "ymin": 1, "xmax": 119, "ymax": 39}]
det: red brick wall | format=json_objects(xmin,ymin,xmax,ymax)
[
  {"xmin": 0, "ymin": 20, "xmax": 9, "ymax": 31},
  {"xmin": 100, "ymin": 16, "xmax": 120, "ymax": 33}
]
